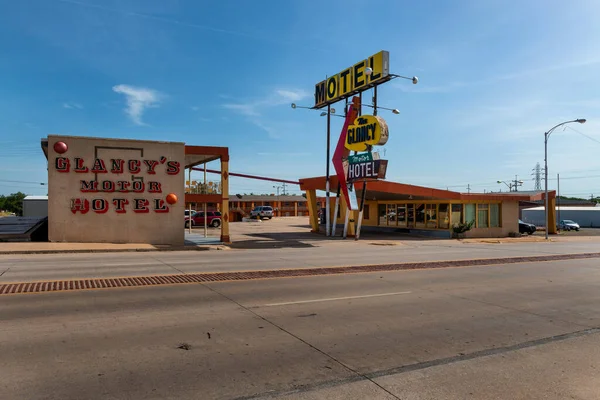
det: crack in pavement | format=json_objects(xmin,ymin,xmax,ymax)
[
  {"xmin": 233, "ymin": 326, "xmax": 600, "ymax": 399},
  {"xmin": 0, "ymin": 267, "xmax": 10, "ymax": 277},
  {"xmin": 437, "ymin": 291, "xmax": 595, "ymax": 330},
  {"xmin": 200, "ymin": 282, "xmax": 402, "ymax": 400},
  {"xmin": 148, "ymin": 255, "xmax": 188, "ymax": 275}
]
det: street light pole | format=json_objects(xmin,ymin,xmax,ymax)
[
  {"xmin": 326, "ymin": 104, "xmax": 331, "ymax": 237},
  {"xmin": 544, "ymin": 118, "xmax": 586, "ymax": 240}
]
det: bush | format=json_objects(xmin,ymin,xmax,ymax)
[{"xmin": 452, "ymin": 220, "xmax": 474, "ymax": 234}]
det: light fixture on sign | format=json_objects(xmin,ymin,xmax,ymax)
[
  {"xmin": 363, "ymin": 104, "xmax": 400, "ymax": 115},
  {"xmin": 390, "ymin": 74, "xmax": 419, "ymax": 84},
  {"xmin": 292, "ymin": 103, "xmax": 335, "ymax": 113}
]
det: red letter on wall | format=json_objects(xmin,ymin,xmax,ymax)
[
  {"xmin": 91, "ymin": 198, "xmax": 109, "ymax": 214},
  {"xmin": 111, "ymin": 159, "xmax": 124, "ymax": 174},
  {"xmin": 102, "ymin": 181, "xmax": 115, "ymax": 192},
  {"xmin": 80, "ymin": 180, "xmax": 98, "ymax": 193},
  {"xmin": 132, "ymin": 180, "xmax": 145, "ymax": 193},
  {"xmin": 133, "ymin": 199, "xmax": 150, "ymax": 213},
  {"xmin": 91, "ymin": 159, "xmax": 108, "ymax": 173},
  {"xmin": 128, "ymin": 160, "xmax": 141, "ymax": 174},
  {"xmin": 55, "ymin": 157, "xmax": 70, "ymax": 172},
  {"xmin": 143, "ymin": 160, "xmax": 159, "ymax": 174},
  {"xmin": 153, "ymin": 199, "xmax": 169, "ymax": 213},
  {"xmin": 71, "ymin": 199, "xmax": 90, "ymax": 214},
  {"xmin": 74, "ymin": 158, "xmax": 89, "ymax": 173},
  {"xmin": 116, "ymin": 181, "xmax": 131, "ymax": 192},
  {"xmin": 166, "ymin": 161, "xmax": 181, "ymax": 175},
  {"xmin": 113, "ymin": 198, "xmax": 129, "ymax": 214},
  {"xmin": 148, "ymin": 182, "xmax": 162, "ymax": 193}
]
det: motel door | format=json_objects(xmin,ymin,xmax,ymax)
[{"xmin": 407, "ymin": 204, "xmax": 415, "ymax": 228}]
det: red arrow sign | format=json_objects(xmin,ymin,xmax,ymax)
[{"xmin": 332, "ymin": 96, "xmax": 361, "ymax": 209}]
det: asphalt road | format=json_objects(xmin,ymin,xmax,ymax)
[
  {"xmin": 2, "ymin": 238, "xmax": 600, "ymax": 282},
  {"xmin": 3, "ymin": 257, "xmax": 600, "ymax": 399}
]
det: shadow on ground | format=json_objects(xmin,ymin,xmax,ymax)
[{"xmin": 227, "ymin": 232, "xmax": 319, "ymax": 249}]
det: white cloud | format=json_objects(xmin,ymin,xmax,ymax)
[
  {"xmin": 63, "ymin": 102, "xmax": 83, "ymax": 109},
  {"xmin": 222, "ymin": 88, "xmax": 310, "ymax": 138},
  {"xmin": 275, "ymin": 89, "xmax": 309, "ymax": 102},
  {"xmin": 112, "ymin": 84, "xmax": 162, "ymax": 125},
  {"xmin": 222, "ymin": 88, "xmax": 309, "ymax": 118},
  {"xmin": 222, "ymin": 103, "xmax": 260, "ymax": 117}
]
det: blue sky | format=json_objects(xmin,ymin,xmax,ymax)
[{"xmin": 1, "ymin": 0, "xmax": 600, "ymax": 198}]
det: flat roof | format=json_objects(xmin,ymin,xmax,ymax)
[
  {"xmin": 24, "ymin": 196, "xmax": 48, "ymax": 200},
  {"xmin": 524, "ymin": 206, "xmax": 600, "ymax": 211},
  {"xmin": 41, "ymin": 138, "xmax": 229, "ymax": 168},
  {"xmin": 300, "ymin": 176, "xmax": 553, "ymax": 202}
]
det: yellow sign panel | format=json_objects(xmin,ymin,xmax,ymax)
[
  {"xmin": 345, "ymin": 115, "xmax": 389, "ymax": 152},
  {"xmin": 314, "ymin": 50, "xmax": 389, "ymax": 108}
]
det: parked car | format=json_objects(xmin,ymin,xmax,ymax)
[
  {"xmin": 185, "ymin": 211, "xmax": 221, "ymax": 228},
  {"xmin": 559, "ymin": 219, "xmax": 580, "ymax": 231},
  {"xmin": 251, "ymin": 206, "xmax": 273, "ymax": 219},
  {"xmin": 184, "ymin": 209, "xmax": 196, "ymax": 217},
  {"xmin": 518, "ymin": 219, "xmax": 536, "ymax": 235}
]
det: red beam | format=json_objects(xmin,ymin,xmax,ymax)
[{"xmin": 191, "ymin": 168, "xmax": 300, "ymax": 185}]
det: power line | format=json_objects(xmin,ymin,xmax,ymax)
[
  {"xmin": 566, "ymin": 126, "xmax": 600, "ymax": 145},
  {"xmin": 0, "ymin": 180, "xmax": 46, "ymax": 185}
]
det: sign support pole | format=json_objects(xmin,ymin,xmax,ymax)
[
  {"xmin": 355, "ymin": 180, "xmax": 368, "ymax": 240},
  {"xmin": 332, "ymin": 184, "xmax": 341, "ymax": 236},
  {"xmin": 204, "ymin": 162, "xmax": 208, "ymax": 238},
  {"xmin": 188, "ymin": 168, "xmax": 192, "ymax": 235},
  {"xmin": 325, "ymin": 103, "xmax": 331, "ymax": 236}
]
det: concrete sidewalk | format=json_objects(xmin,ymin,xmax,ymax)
[{"xmin": 0, "ymin": 216, "xmax": 594, "ymax": 255}]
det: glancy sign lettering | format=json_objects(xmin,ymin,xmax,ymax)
[
  {"xmin": 314, "ymin": 51, "xmax": 390, "ymax": 108},
  {"xmin": 345, "ymin": 115, "xmax": 389, "ymax": 152},
  {"xmin": 53, "ymin": 156, "xmax": 181, "ymax": 214}
]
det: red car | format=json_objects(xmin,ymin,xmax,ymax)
[{"xmin": 185, "ymin": 211, "xmax": 221, "ymax": 228}]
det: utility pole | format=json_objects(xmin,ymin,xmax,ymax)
[
  {"xmin": 467, "ymin": 184, "xmax": 471, "ymax": 194},
  {"xmin": 557, "ymin": 173, "xmax": 560, "ymax": 228},
  {"xmin": 532, "ymin": 163, "xmax": 542, "ymax": 191},
  {"xmin": 281, "ymin": 182, "xmax": 288, "ymax": 196}
]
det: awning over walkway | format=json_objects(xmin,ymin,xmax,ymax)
[{"xmin": 299, "ymin": 176, "xmax": 553, "ymax": 202}]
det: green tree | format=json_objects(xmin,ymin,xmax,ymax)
[{"xmin": 0, "ymin": 192, "xmax": 27, "ymax": 215}]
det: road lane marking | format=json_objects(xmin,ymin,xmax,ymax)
[{"xmin": 263, "ymin": 291, "xmax": 412, "ymax": 307}]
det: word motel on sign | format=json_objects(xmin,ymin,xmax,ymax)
[{"xmin": 70, "ymin": 198, "xmax": 170, "ymax": 214}]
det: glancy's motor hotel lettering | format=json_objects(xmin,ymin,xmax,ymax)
[{"xmin": 54, "ymin": 156, "xmax": 181, "ymax": 214}]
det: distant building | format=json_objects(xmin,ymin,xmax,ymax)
[
  {"xmin": 22, "ymin": 195, "xmax": 49, "ymax": 217},
  {"xmin": 522, "ymin": 206, "xmax": 600, "ymax": 228},
  {"xmin": 228, "ymin": 195, "xmax": 310, "ymax": 221}
]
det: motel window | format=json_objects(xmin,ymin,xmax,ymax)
[
  {"xmin": 397, "ymin": 204, "xmax": 406, "ymax": 227},
  {"xmin": 426, "ymin": 204, "xmax": 437, "ymax": 228},
  {"xmin": 363, "ymin": 205, "xmax": 370, "ymax": 220},
  {"xmin": 490, "ymin": 203, "xmax": 501, "ymax": 228},
  {"xmin": 477, "ymin": 204, "xmax": 489, "ymax": 228},
  {"xmin": 451, "ymin": 204, "xmax": 463, "ymax": 225},
  {"xmin": 465, "ymin": 204, "xmax": 476, "ymax": 225},
  {"xmin": 415, "ymin": 204, "xmax": 425, "ymax": 228},
  {"xmin": 387, "ymin": 204, "xmax": 396, "ymax": 226},
  {"xmin": 438, "ymin": 204, "xmax": 450, "ymax": 229},
  {"xmin": 284, "ymin": 202, "xmax": 290, "ymax": 206}
]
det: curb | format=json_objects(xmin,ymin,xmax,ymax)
[{"xmin": 0, "ymin": 245, "xmax": 228, "ymax": 255}]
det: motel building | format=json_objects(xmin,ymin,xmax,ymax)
[
  {"xmin": 300, "ymin": 175, "xmax": 558, "ymax": 238},
  {"xmin": 41, "ymin": 135, "xmax": 230, "ymax": 245}
]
